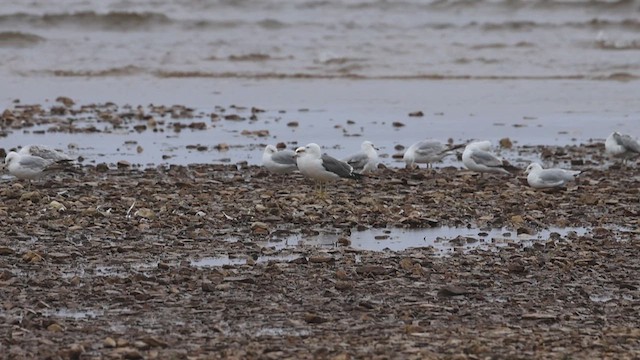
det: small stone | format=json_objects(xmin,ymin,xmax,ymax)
[
  {"xmin": 336, "ymin": 269, "xmax": 349, "ymax": 280},
  {"xmin": 0, "ymin": 246, "xmax": 15, "ymax": 255},
  {"xmin": 438, "ymin": 284, "xmax": 472, "ymax": 297},
  {"xmin": 309, "ymin": 255, "xmax": 334, "ymax": 263},
  {"xmin": 304, "ymin": 313, "xmax": 328, "ymax": 324},
  {"xmin": 117, "ymin": 160, "xmax": 131, "ymax": 169},
  {"xmin": 356, "ymin": 265, "xmax": 389, "ymax": 275},
  {"xmin": 335, "ymin": 281, "xmax": 352, "ymax": 291},
  {"xmin": 47, "ymin": 323, "xmax": 64, "ymax": 332},
  {"xmin": 408, "ymin": 111, "xmax": 424, "ymax": 117},
  {"xmin": 392, "ymin": 121, "xmax": 405, "ymax": 127},
  {"xmin": 499, "ymin": 137, "xmax": 513, "ymax": 149},
  {"xmin": 102, "ymin": 337, "xmax": 116, "ymax": 348},
  {"xmin": 215, "ymin": 143, "xmax": 230, "ymax": 151},
  {"xmin": 56, "ymin": 96, "xmax": 75, "ymax": 107},
  {"xmin": 134, "ymin": 208, "xmax": 156, "ymax": 220},
  {"xmin": 49, "ymin": 200, "xmax": 66, "ymax": 212},
  {"xmin": 399, "ymin": 258, "xmax": 414, "ymax": 271}
]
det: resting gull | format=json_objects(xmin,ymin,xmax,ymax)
[
  {"xmin": 19, "ymin": 144, "xmax": 73, "ymax": 162},
  {"xmin": 262, "ymin": 145, "xmax": 297, "ymax": 174},
  {"xmin": 342, "ymin": 140, "xmax": 379, "ymax": 174},
  {"xmin": 403, "ymin": 139, "xmax": 464, "ymax": 169},
  {"xmin": 3, "ymin": 151, "xmax": 78, "ymax": 189},
  {"xmin": 462, "ymin": 140, "xmax": 511, "ymax": 176},
  {"xmin": 295, "ymin": 143, "xmax": 361, "ymax": 195},
  {"xmin": 524, "ymin": 162, "xmax": 584, "ymax": 189},
  {"xmin": 605, "ymin": 131, "xmax": 640, "ymax": 164}
]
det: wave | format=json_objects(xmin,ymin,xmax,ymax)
[
  {"xmin": 301, "ymin": 0, "xmax": 637, "ymax": 11},
  {"xmin": 37, "ymin": 66, "xmax": 145, "ymax": 77},
  {"xmin": 152, "ymin": 70, "xmax": 639, "ymax": 82},
  {"xmin": 477, "ymin": 18, "xmax": 640, "ymax": 31},
  {"xmin": 0, "ymin": 31, "xmax": 45, "ymax": 47},
  {"xmin": 0, "ymin": 11, "xmax": 171, "ymax": 30},
  {"xmin": 23, "ymin": 67, "xmax": 639, "ymax": 82},
  {"xmin": 595, "ymin": 39, "xmax": 640, "ymax": 50}
]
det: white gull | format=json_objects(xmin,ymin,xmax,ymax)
[
  {"xmin": 342, "ymin": 140, "xmax": 379, "ymax": 174},
  {"xmin": 524, "ymin": 162, "xmax": 584, "ymax": 189}
]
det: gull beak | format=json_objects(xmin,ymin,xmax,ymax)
[{"xmin": 294, "ymin": 148, "xmax": 305, "ymax": 158}]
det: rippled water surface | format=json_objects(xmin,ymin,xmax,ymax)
[
  {"xmin": 0, "ymin": 0, "xmax": 638, "ymax": 166},
  {"xmin": 1, "ymin": 0, "xmax": 639, "ymax": 80}
]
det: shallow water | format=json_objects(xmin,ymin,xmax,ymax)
[
  {"xmin": 1, "ymin": 79, "xmax": 637, "ymax": 167},
  {"xmin": 42, "ymin": 308, "xmax": 104, "ymax": 320},
  {"xmin": 264, "ymin": 226, "xmax": 589, "ymax": 253},
  {"xmin": 190, "ymin": 254, "xmax": 301, "ymax": 267},
  {"xmin": 0, "ymin": 0, "xmax": 638, "ymax": 167}
]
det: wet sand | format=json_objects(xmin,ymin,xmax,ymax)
[{"xmin": 1, "ymin": 147, "xmax": 639, "ymax": 358}]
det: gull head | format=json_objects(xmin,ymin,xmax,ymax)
[
  {"xmin": 303, "ymin": 143, "xmax": 322, "ymax": 157},
  {"xmin": 361, "ymin": 140, "xmax": 379, "ymax": 151},
  {"xmin": 467, "ymin": 140, "xmax": 492, "ymax": 151},
  {"xmin": 264, "ymin": 145, "xmax": 278, "ymax": 155},
  {"xmin": 294, "ymin": 146, "xmax": 306, "ymax": 158},
  {"xmin": 524, "ymin": 162, "xmax": 543, "ymax": 175},
  {"xmin": 4, "ymin": 151, "xmax": 19, "ymax": 166}
]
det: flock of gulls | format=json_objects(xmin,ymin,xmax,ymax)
[
  {"xmin": 262, "ymin": 131, "xmax": 640, "ymax": 194},
  {"xmin": 1, "ymin": 132, "xmax": 639, "ymax": 194}
]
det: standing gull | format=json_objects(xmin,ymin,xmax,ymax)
[
  {"xmin": 342, "ymin": 140, "xmax": 379, "ymax": 174},
  {"xmin": 403, "ymin": 139, "xmax": 464, "ymax": 169},
  {"xmin": 262, "ymin": 145, "xmax": 297, "ymax": 174},
  {"xmin": 524, "ymin": 162, "xmax": 584, "ymax": 189},
  {"xmin": 605, "ymin": 131, "xmax": 640, "ymax": 164},
  {"xmin": 295, "ymin": 143, "xmax": 361, "ymax": 196},
  {"xmin": 462, "ymin": 140, "xmax": 511, "ymax": 176}
]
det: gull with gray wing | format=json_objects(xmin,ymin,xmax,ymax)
[
  {"xmin": 524, "ymin": 162, "xmax": 584, "ymax": 189},
  {"xmin": 19, "ymin": 144, "xmax": 73, "ymax": 162},
  {"xmin": 295, "ymin": 143, "xmax": 361, "ymax": 196},
  {"xmin": 262, "ymin": 145, "xmax": 297, "ymax": 174},
  {"xmin": 403, "ymin": 139, "xmax": 463, "ymax": 169},
  {"xmin": 462, "ymin": 140, "xmax": 511, "ymax": 176},
  {"xmin": 342, "ymin": 140, "xmax": 379, "ymax": 174},
  {"xmin": 605, "ymin": 131, "xmax": 640, "ymax": 164}
]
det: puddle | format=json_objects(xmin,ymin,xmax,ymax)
[
  {"xmin": 190, "ymin": 254, "xmax": 300, "ymax": 268},
  {"xmin": 590, "ymin": 294, "xmax": 614, "ymax": 303},
  {"xmin": 254, "ymin": 327, "xmax": 311, "ymax": 337},
  {"xmin": 42, "ymin": 308, "xmax": 104, "ymax": 320},
  {"xmin": 267, "ymin": 226, "xmax": 589, "ymax": 254}
]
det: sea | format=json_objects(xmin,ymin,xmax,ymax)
[{"xmin": 0, "ymin": 0, "xmax": 638, "ymax": 166}]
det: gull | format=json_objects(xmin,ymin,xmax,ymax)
[
  {"xmin": 342, "ymin": 140, "xmax": 379, "ymax": 174},
  {"xmin": 19, "ymin": 144, "xmax": 73, "ymax": 162},
  {"xmin": 462, "ymin": 140, "xmax": 511, "ymax": 176},
  {"xmin": 262, "ymin": 145, "xmax": 297, "ymax": 174},
  {"xmin": 403, "ymin": 139, "xmax": 464, "ymax": 169},
  {"xmin": 524, "ymin": 162, "xmax": 584, "ymax": 189},
  {"xmin": 605, "ymin": 131, "xmax": 640, "ymax": 164},
  {"xmin": 3, "ymin": 151, "xmax": 76, "ymax": 189},
  {"xmin": 295, "ymin": 143, "xmax": 362, "ymax": 196}
]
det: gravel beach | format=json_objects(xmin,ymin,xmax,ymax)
[{"xmin": 1, "ymin": 140, "xmax": 639, "ymax": 358}]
